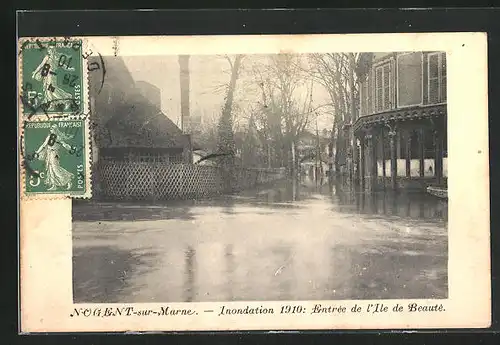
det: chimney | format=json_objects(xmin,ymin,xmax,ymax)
[{"xmin": 179, "ymin": 55, "xmax": 190, "ymax": 133}]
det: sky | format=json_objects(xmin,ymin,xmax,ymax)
[{"xmin": 121, "ymin": 54, "xmax": 334, "ymax": 132}]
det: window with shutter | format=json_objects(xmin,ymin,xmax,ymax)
[
  {"xmin": 441, "ymin": 54, "xmax": 447, "ymax": 102},
  {"xmin": 428, "ymin": 54, "xmax": 439, "ymax": 104},
  {"xmin": 376, "ymin": 67, "xmax": 383, "ymax": 112},
  {"xmin": 383, "ymin": 64, "xmax": 390, "ymax": 109},
  {"xmin": 427, "ymin": 52, "xmax": 447, "ymax": 104},
  {"xmin": 374, "ymin": 62, "xmax": 393, "ymax": 112}
]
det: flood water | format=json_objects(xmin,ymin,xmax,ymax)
[{"xmin": 72, "ymin": 177, "xmax": 448, "ymax": 303}]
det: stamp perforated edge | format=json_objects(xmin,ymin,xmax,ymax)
[
  {"xmin": 18, "ymin": 119, "xmax": 93, "ymax": 200},
  {"xmin": 73, "ymin": 39, "xmax": 93, "ymax": 200},
  {"xmin": 18, "ymin": 36, "xmax": 92, "ymax": 200},
  {"xmin": 17, "ymin": 37, "xmax": 90, "ymax": 122}
]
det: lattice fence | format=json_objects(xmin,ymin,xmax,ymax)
[{"xmin": 98, "ymin": 162, "xmax": 285, "ymax": 201}]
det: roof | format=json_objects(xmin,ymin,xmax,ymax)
[
  {"xmin": 104, "ymin": 91, "xmax": 184, "ymax": 148},
  {"xmin": 89, "ymin": 56, "xmax": 201, "ymax": 150}
]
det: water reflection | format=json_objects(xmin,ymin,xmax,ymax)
[
  {"xmin": 73, "ymin": 175, "xmax": 448, "ymax": 303},
  {"xmin": 184, "ymin": 246, "xmax": 196, "ymax": 302},
  {"xmin": 224, "ymin": 244, "xmax": 234, "ymax": 301},
  {"xmin": 72, "ymin": 245, "xmax": 157, "ymax": 303},
  {"xmin": 244, "ymin": 175, "xmax": 329, "ymax": 204},
  {"xmin": 249, "ymin": 176, "xmax": 447, "ymax": 222},
  {"xmin": 332, "ymin": 185, "xmax": 448, "ymax": 222}
]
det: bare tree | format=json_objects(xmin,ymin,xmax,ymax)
[
  {"xmin": 216, "ymin": 54, "xmax": 245, "ymax": 190},
  {"xmin": 306, "ymin": 53, "xmax": 359, "ymax": 175},
  {"xmin": 239, "ymin": 113, "xmax": 263, "ymax": 167},
  {"xmin": 217, "ymin": 55, "xmax": 245, "ymax": 156},
  {"xmin": 194, "ymin": 111, "xmax": 220, "ymax": 152},
  {"xmin": 249, "ymin": 54, "xmax": 316, "ymax": 175},
  {"xmin": 190, "ymin": 55, "xmax": 246, "ymax": 167}
]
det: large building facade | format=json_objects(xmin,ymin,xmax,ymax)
[{"xmin": 352, "ymin": 51, "xmax": 447, "ymax": 192}]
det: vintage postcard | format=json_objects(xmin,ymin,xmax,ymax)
[{"xmin": 18, "ymin": 33, "xmax": 490, "ymax": 332}]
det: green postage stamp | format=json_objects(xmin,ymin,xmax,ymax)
[
  {"xmin": 18, "ymin": 37, "xmax": 92, "ymax": 198},
  {"xmin": 19, "ymin": 38, "xmax": 87, "ymax": 118},
  {"xmin": 21, "ymin": 119, "xmax": 91, "ymax": 198}
]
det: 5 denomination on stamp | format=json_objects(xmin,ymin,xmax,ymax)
[
  {"xmin": 22, "ymin": 119, "xmax": 89, "ymax": 197},
  {"xmin": 20, "ymin": 39, "xmax": 85, "ymax": 117}
]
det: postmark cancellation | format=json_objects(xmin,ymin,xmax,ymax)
[
  {"xmin": 19, "ymin": 37, "xmax": 89, "ymax": 119},
  {"xmin": 18, "ymin": 37, "xmax": 93, "ymax": 199},
  {"xmin": 20, "ymin": 119, "xmax": 92, "ymax": 199}
]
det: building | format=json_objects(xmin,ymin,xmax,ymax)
[
  {"xmin": 88, "ymin": 56, "xmax": 200, "ymax": 197},
  {"xmin": 88, "ymin": 56, "xmax": 196, "ymax": 165},
  {"xmin": 352, "ymin": 51, "xmax": 447, "ymax": 192},
  {"xmin": 296, "ymin": 130, "xmax": 330, "ymax": 180}
]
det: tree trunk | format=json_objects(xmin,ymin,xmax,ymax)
[
  {"xmin": 218, "ymin": 55, "xmax": 244, "ymax": 191},
  {"xmin": 218, "ymin": 55, "xmax": 243, "ymax": 154}
]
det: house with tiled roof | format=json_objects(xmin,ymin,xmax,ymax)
[
  {"xmin": 88, "ymin": 56, "xmax": 199, "ymax": 165},
  {"xmin": 87, "ymin": 56, "xmax": 201, "ymax": 198}
]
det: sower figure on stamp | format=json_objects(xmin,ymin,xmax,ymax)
[
  {"xmin": 34, "ymin": 124, "xmax": 74, "ymax": 190},
  {"xmin": 31, "ymin": 45, "xmax": 74, "ymax": 111}
]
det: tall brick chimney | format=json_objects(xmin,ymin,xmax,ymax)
[{"xmin": 178, "ymin": 55, "xmax": 190, "ymax": 133}]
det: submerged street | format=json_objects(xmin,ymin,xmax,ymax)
[{"xmin": 72, "ymin": 178, "xmax": 448, "ymax": 303}]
